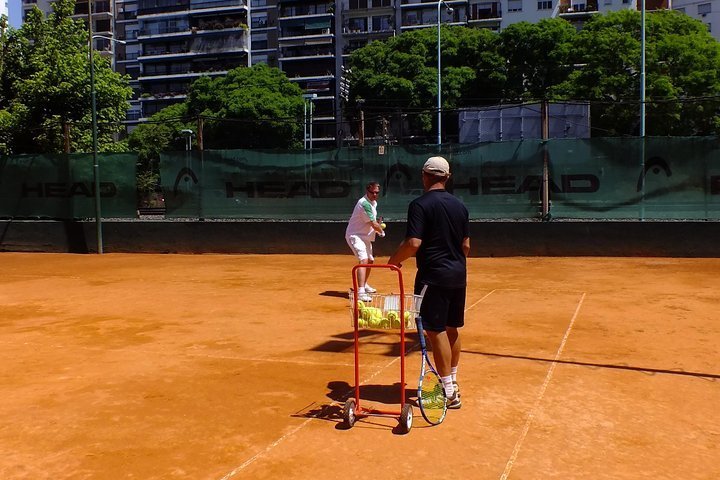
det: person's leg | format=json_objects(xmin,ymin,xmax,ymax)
[
  {"xmin": 426, "ymin": 330, "xmax": 452, "ymax": 377},
  {"xmin": 447, "ymin": 327, "xmax": 461, "ymax": 370},
  {"xmin": 357, "ymin": 258, "xmax": 369, "ymax": 289},
  {"xmin": 446, "ymin": 287, "xmax": 465, "ymax": 400},
  {"xmin": 347, "ymin": 236, "xmax": 370, "ymax": 298},
  {"xmin": 364, "ymin": 242, "xmax": 374, "ymax": 289}
]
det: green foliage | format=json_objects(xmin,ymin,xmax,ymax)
[
  {"xmin": 128, "ymin": 64, "xmax": 305, "ymax": 195},
  {"xmin": 348, "ymin": 11, "xmax": 720, "ymax": 138},
  {"xmin": 185, "ymin": 63, "xmax": 305, "ymax": 149},
  {"xmin": 499, "ymin": 19, "xmax": 578, "ymax": 102},
  {"xmin": 553, "ymin": 10, "xmax": 720, "ymax": 136},
  {"xmin": 349, "ymin": 26, "xmax": 503, "ymax": 137},
  {"xmin": 0, "ymin": 0, "xmax": 132, "ymax": 154}
]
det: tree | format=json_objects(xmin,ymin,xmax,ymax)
[
  {"xmin": 553, "ymin": 10, "xmax": 720, "ymax": 136},
  {"xmin": 128, "ymin": 64, "xmax": 305, "ymax": 200},
  {"xmin": 499, "ymin": 19, "xmax": 579, "ymax": 102},
  {"xmin": 0, "ymin": 0, "xmax": 132, "ymax": 154},
  {"xmin": 348, "ymin": 26, "xmax": 504, "ymax": 140},
  {"xmin": 185, "ymin": 63, "xmax": 305, "ymax": 149},
  {"xmin": 129, "ymin": 63, "xmax": 305, "ymax": 154}
]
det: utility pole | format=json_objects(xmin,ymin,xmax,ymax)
[{"xmin": 541, "ymin": 99, "xmax": 550, "ymax": 221}]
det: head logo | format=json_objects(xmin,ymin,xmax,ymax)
[
  {"xmin": 637, "ymin": 156, "xmax": 671, "ymax": 192},
  {"xmin": 173, "ymin": 167, "xmax": 199, "ymax": 196}
]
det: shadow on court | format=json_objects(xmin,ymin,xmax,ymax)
[{"xmin": 464, "ymin": 350, "xmax": 720, "ymax": 381}]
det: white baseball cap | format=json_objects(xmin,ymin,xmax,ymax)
[{"xmin": 422, "ymin": 156, "xmax": 450, "ymax": 176}]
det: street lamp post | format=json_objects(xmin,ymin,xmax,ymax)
[
  {"xmin": 640, "ymin": 0, "xmax": 646, "ymax": 219},
  {"xmin": 437, "ymin": 1, "xmax": 453, "ymax": 146},
  {"xmin": 302, "ymin": 93, "xmax": 317, "ymax": 150},
  {"xmin": 88, "ymin": 0, "xmax": 125, "ymax": 254}
]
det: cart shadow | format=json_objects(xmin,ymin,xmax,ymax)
[
  {"xmin": 319, "ymin": 290, "xmax": 350, "ymax": 299},
  {"xmin": 310, "ymin": 331, "xmax": 418, "ymax": 357},
  {"xmin": 295, "ymin": 381, "xmax": 419, "ymax": 434},
  {"xmin": 326, "ymin": 380, "xmax": 416, "ymax": 405}
]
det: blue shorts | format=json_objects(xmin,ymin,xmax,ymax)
[{"xmin": 416, "ymin": 283, "xmax": 466, "ymax": 332}]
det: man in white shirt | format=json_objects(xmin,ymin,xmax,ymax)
[{"xmin": 345, "ymin": 181, "xmax": 385, "ymax": 301}]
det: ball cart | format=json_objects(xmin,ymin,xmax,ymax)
[{"xmin": 343, "ymin": 264, "xmax": 424, "ymax": 434}]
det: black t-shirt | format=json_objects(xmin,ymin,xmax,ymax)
[{"xmin": 405, "ymin": 189, "xmax": 469, "ymax": 288}]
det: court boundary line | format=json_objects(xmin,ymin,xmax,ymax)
[{"xmin": 499, "ymin": 292, "xmax": 586, "ymax": 480}]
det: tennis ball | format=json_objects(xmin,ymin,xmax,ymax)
[
  {"xmin": 358, "ymin": 318, "xmax": 368, "ymax": 328},
  {"xmin": 369, "ymin": 315, "xmax": 382, "ymax": 328},
  {"xmin": 357, "ymin": 300, "xmax": 366, "ymax": 310},
  {"xmin": 380, "ymin": 222, "xmax": 386, "ymax": 229},
  {"xmin": 380, "ymin": 318, "xmax": 390, "ymax": 329}
]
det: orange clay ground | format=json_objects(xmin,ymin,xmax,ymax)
[{"xmin": 0, "ymin": 253, "xmax": 718, "ymax": 480}]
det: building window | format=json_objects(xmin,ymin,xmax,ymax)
[
  {"xmin": 349, "ymin": 0, "xmax": 368, "ymax": 9},
  {"xmin": 508, "ymin": 0, "xmax": 523, "ymax": 12},
  {"xmin": 371, "ymin": 15, "xmax": 392, "ymax": 31},
  {"xmin": 251, "ymin": 13, "xmax": 268, "ymax": 29},
  {"xmin": 372, "ymin": 0, "xmax": 391, "ymax": 6},
  {"xmin": 537, "ymin": 1, "xmax": 552, "ymax": 9},
  {"xmin": 698, "ymin": 3, "xmax": 711, "ymax": 15}
]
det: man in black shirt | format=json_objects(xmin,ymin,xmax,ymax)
[{"xmin": 388, "ymin": 156, "xmax": 470, "ymax": 409}]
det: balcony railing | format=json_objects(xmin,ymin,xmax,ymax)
[{"xmin": 558, "ymin": 0, "xmax": 598, "ymax": 14}]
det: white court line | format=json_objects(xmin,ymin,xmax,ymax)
[
  {"xmin": 499, "ymin": 292, "xmax": 586, "ymax": 480},
  {"xmin": 465, "ymin": 289, "xmax": 498, "ymax": 312}
]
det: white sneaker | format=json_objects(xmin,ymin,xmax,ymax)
[
  {"xmin": 358, "ymin": 293, "xmax": 373, "ymax": 302},
  {"xmin": 364, "ymin": 284, "xmax": 377, "ymax": 293}
]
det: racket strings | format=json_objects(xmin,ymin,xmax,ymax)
[{"xmin": 419, "ymin": 371, "xmax": 446, "ymax": 423}]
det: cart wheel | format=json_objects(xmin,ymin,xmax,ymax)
[
  {"xmin": 343, "ymin": 399, "xmax": 357, "ymax": 428},
  {"xmin": 399, "ymin": 403, "xmax": 413, "ymax": 434}
]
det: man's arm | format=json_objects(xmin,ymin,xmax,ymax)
[
  {"xmin": 462, "ymin": 237, "xmax": 470, "ymax": 257},
  {"xmin": 387, "ymin": 237, "xmax": 422, "ymax": 267}
]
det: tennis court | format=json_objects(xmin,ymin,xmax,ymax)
[{"xmin": 0, "ymin": 253, "xmax": 718, "ymax": 479}]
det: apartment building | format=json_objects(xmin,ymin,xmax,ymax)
[
  {"xmin": 673, "ymin": 0, "xmax": 719, "ymax": 40},
  {"xmin": 22, "ymin": 0, "xmax": 678, "ymax": 143}
]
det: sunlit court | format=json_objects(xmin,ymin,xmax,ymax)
[{"xmin": 0, "ymin": 253, "xmax": 718, "ymax": 479}]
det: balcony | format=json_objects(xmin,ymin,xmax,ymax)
[
  {"xmin": 558, "ymin": 0, "xmax": 599, "ymax": 15},
  {"xmin": 468, "ymin": 2, "xmax": 501, "ymax": 22}
]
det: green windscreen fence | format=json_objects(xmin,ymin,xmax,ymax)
[
  {"xmin": 159, "ymin": 142, "xmax": 545, "ymax": 220},
  {"xmin": 0, "ymin": 153, "xmax": 137, "ymax": 219},
  {"xmin": 1, "ymin": 138, "xmax": 717, "ymax": 221},
  {"xmin": 548, "ymin": 137, "xmax": 720, "ymax": 219},
  {"xmin": 159, "ymin": 138, "xmax": 720, "ymax": 220}
]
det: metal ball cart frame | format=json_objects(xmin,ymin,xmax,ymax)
[{"xmin": 343, "ymin": 264, "xmax": 421, "ymax": 434}]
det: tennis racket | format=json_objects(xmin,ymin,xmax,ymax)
[{"xmin": 415, "ymin": 315, "xmax": 447, "ymax": 425}]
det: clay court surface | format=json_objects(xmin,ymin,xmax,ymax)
[{"xmin": 1, "ymin": 253, "xmax": 718, "ymax": 479}]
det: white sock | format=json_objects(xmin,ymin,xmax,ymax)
[
  {"xmin": 358, "ymin": 287, "xmax": 366, "ymax": 294},
  {"xmin": 441, "ymin": 375, "xmax": 454, "ymax": 397},
  {"xmin": 451, "ymin": 366, "xmax": 458, "ymax": 383}
]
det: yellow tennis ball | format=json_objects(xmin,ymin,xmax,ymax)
[
  {"xmin": 357, "ymin": 300, "xmax": 366, "ymax": 310},
  {"xmin": 380, "ymin": 318, "xmax": 390, "ymax": 329},
  {"xmin": 380, "ymin": 222, "xmax": 386, "ymax": 229}
]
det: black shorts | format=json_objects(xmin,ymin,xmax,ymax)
[{"xmin": 416, "ymin": 283, "xmax": 466, "ymax": 332}]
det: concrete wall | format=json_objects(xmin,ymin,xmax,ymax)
[{"xmin": 3, "ymin": 220, "xmax": 720, "ymax": 257}]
